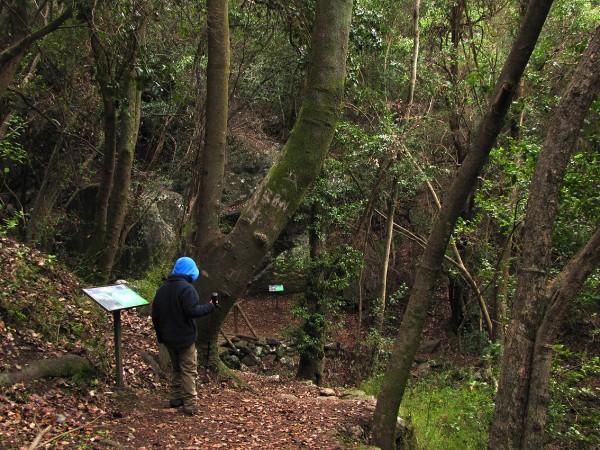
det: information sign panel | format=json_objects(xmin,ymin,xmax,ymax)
[
  {"xmin": 83, "ymin": 284, "xmax": 149, "ymax": 387},
  {"xmin": 268, "ymin": 285, "xmax": 284, "ymax": 292},
  {"xmin": 83, "ymin": 285, "xmax": 148, "ymax": 311}
]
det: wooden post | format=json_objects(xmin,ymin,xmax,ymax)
[
  {"xmin": 234, "ymin": 305, "xmax": 239, "ymax": 334},
  {"xmin": 220, "ymin": 330, "xmax": 237, "ymax": 350},
  {"xmin": 113, "ymin": 310, "xmax": 123, "ymax": 387},
  {"xmin": 235, "ymin": 303, "xmax": 258, "ymax": 338}
]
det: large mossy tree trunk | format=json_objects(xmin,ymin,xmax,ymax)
[
  {"xmin": 190, "ymin": 0, "xmax": 230, "ymax": 253},
  {"xmin": 193, "ymin": 0, "xmax": 353, "ymax": 372},
  {"xmin": 370, "ymin": 1, "xmax": 554, "ymax": 448},
  {"xmin": 489, "ymin": 25, "xmax": 600, "ymax": 450}
]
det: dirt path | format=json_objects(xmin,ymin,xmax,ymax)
[
  {"xmin": 101, "ymin": 373, "xmax": 372, "ymax": 449},
  {"xmin": 1, "ymin": 295, "xmax": 372, "ymax": 449}
]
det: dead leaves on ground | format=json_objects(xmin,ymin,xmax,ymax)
[{"xmin": 0, "ymin": 236, "xmax": 371, "ymax": 448}]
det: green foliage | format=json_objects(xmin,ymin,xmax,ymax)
[
  {"xmin": 128, "ymin": 259, "xmax": 173, "ymax": 306},
  {"xmin": 0, "ymin": 210, "xmax": 24, "ymax": 237},
  {"xmin": 283, "ymin": 242, "xmax": 362, "ymax": 354},
  {"xmin": 547, "ymin": 344, "xmax": 600, "ymax": 448},
  {"xmin": 0, "ymin": 115, "xmax": 27, "ymax": 173},
  {"xmin": 382, "ymin": 284, "xmax": 408, "ymax": 330},
  {"xmin": 362, "ymin": 371, "xmax": 495, "ymax": 450},
  {"xmin": 355, "ymin": 327, "xmax": 394, "ymax": 379},
  {"xmin": 402, "ymin": 375, "xmax": 494, "ymax": 450},
  {"xmin": 554, "ymin": 147, "xmax": 600, "ymax": 260},
  {"xmin": 281, "ymin": 157, "xmax": 363, "ymax": 359},
  {"xmin": 0, "ymin": 115, "xmax": 28, "ymax": 236}
]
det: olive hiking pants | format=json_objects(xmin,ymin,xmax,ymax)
[{"xmin": 167, "ymin": 343, "xmax": 198, "ymax": 410}]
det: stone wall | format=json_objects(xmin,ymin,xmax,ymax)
[{"xmin": 219, "ymin": 335, "xmax": 347, "ymax": 373}]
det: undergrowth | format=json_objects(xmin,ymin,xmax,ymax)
[
  {"xmin": 362, "ymin": 370, "xmax": 494, "ymax": 450},
  {"xmin": 0, "ymin": 237, "xmax": 112, "ymax": 370},
  {"xmin": 361, "ymin": 343, "xmax": 600, "ymax": 450},
  {"xmin": 546, "ymin": 344, "xmax": 600, "ymax": 448}
]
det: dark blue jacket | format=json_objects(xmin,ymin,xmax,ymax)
[{"xmin": 151, "ymin": 274, "xmax": 215, "ymax": 349}]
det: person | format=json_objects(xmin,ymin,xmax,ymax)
[{"xmin": 151, "ymin": 256, "xmax": 216, "ymax": 416}]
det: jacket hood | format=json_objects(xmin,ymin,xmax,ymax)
[{"xmin": 171, "ymin": 257, "xmax": 199, "ymax": 282}]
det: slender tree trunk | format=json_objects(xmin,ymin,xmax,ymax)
[
  {"xmin": 85, "ymin": 18, "xmax": 118, "ymax": 265},
  {"xmin": 375, "ymin": 185, "xmax": 398, "ymax": 331},
  {"xmin": 489, "ymin": 25, "xmax": 600, "ymax": 450},
  {"xmin": 96, "ymin": 20, "xmax": 147, "ymax": 282},
  {"xmin": 523, "ymin": 224, "xmax": 600, "ymax": 449},
  {"xmin": 0, "ymin": 3, "xmax": 74, "ymax": 99},
  {"xmin": 492, "ymin": 233, "xmax": 512, "ymax": 342},
  {"xmin": 27, "ymin": 116, "xmax": 76, "ymax": 241},
  {"xmin": 191, "ymin": 0, "xmax": 230, "ymax": 253},
  {"xmin": 193, "ymin": 0, "xmax": 353, "ymax": 372},
  {"xmin": 371, "ymin": 2, "xmax": 554, "ymax": 448},
  {"xmin": 372, "ymin": 0, "xmax": 420, "ymax": 361},
  {"xmin": 405, "ymin": 0, "xmax": 420, "ymax": 110},
  {"xmin": 296, "ymin": 202, "xmax": 326, "ymax": 385}
]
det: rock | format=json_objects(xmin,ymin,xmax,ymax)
[
  {"xmin": 339, "ymin": 388, "xmax": 367, "ymax": 400},
  {"xmin": 222, "ymin": 354, "xmax": 241, "ymax": 370},
  {"xmin": 319, "ymin": 388, "xmax": 336, "ymax": 397},
  {"xmin": 348, "ymin": 425, "xmax": 364, "ymax": 437},
  {"xmin": 266, "ymin": 338, "xmax": 280, "ymax": 346},
  {"xmin": 125, "ymin": 191, "xmax": 184, "ymax": 276},
  {"xmin": 418, "ymin": 338, "xmax": 441, "ymax": 353},
  {"xmin": 241, "ymin": 354, "xmax": 259, "ymax": 367},
  {"xmin": 236, "ymin": 340, "xmax": 249, "ymax": 350},
  {"xmin": 396, "ymin": 416, "xmax": 417, "ymax": 449},
  {"xmin": 315, "ymin": 396, "xmax": 338, "ymax": 402},
  {"xmin": 416, "ymin": 362, "xmax": 430, "ymax": 371},
  {"xmin": 278, "ymin": 393, "xmax": 298, "ymax": 401}
]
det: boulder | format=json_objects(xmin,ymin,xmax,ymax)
[{"xmin": 418, "ymin": 338, "xmax": 442, "ymax": 354}]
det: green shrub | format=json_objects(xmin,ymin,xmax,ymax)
[
  {"xmin": 401, "ymin": 374, "xmax": 494, "ymax": 449},
  {"xmin": 128, "ymin": 259, "xmax": 173, "ymax": 305},
  {"xmin": 362, "ymin": 371, "xmax": 494, "ymax": 449},
  {"xmin": 546, "ymin": 345, "xmax": 600, "ymax": 448}
]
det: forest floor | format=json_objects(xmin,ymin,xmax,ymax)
[
  {"xmin": 1, "ymin": 295, "xmax": 379, "ymax": 449},
  {"xmin": 0, "ymin": 236, "xmax": 460, "ymax": 449}
]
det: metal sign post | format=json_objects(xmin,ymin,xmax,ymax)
[
  {"xmin": 83, "ymin": 285, "xmax": 149, "ymax": 387},
  {"xmin": 269, "ymin": 284, "xmax": 284, "ymax": 308}
]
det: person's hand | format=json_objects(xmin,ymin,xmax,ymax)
[{"xmin": 211, "ymin": 292, "xmax": 221, "ymax": 309}]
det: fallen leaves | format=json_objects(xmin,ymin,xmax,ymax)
[{"xmin": 0, "ymin": 236, "xmax": 371, "ymax": 448}]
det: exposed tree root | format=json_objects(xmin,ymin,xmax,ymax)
[{"xmin": 0, "ymin": 354, "xmax": 95, "ymax": 386}]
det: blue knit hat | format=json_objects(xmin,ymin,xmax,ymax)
[{"xmin": 171, "ymin": 257, "xmax": 199, "ymax": 281}]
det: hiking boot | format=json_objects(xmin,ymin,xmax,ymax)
[
  {"xmin": 169, "ymin": 398, "xmax": 183, "ymax": 408},
  {"xmin": 183, "ymin": 407, "xmax": 196, "ymax": 416}
]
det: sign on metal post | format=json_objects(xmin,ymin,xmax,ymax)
[
  {"xmin": 268, "ymin": 284, "xmax": 284, "ymax": 308},
  {"xmin": 82, "ymin": 285, "xmax": 149, "ymax": 387}
]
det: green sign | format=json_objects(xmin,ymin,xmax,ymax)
[
  {"xmin": 83, "ymin": 285, "xmax": 149, "ymax": 312},
  {"xmin": 269, "ymin": 285, "xmax": 284, "ymax": 292}
]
